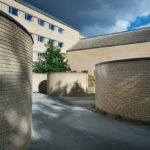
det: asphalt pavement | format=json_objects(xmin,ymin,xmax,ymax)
[{"xmin": 28, "ymin": 93, "xmax": 150, "ymax": 150}]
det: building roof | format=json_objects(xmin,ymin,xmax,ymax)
[
  {"xmin": 67, "ymin": 27, "xmax": 150, "ymax": 51},
  {"xmin": 15, "ymin": 0, "xmax": 79, "ymax": 32}
]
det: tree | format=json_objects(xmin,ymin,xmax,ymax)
[{"xmin": 33, "ymin": 41, "xmax": 71, "ymax": 73}]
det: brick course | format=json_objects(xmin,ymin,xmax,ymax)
[
  {"xmin": 0, "ymin": 11, "xmax": 33, "ymax": 150},
  {"xmin": 95, "ymin": 58, "xmax": 150, "ymax": 122}
]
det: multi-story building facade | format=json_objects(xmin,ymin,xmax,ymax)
[{"xmin": 0, "ymin": 0, "xmax": 84, "ymax": 61}]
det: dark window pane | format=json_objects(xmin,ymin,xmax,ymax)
[
  {"xmin": 38, "ymin": 36, "xmax": 45, "ymax": 43},
  {"xmin": 9, "ymin": 7, "xmax": 18, "ymax": 16},
  {"xmin": 49, "ymin": 24, "xmax": 55, "ymax": 31},
  {"xmin": 58, "ymin": 42, "xmax": 64, "ymax": 48},
  {"xmin": 38, "ymin": 19, "xmax": 45, "ymax": 26},
  {"xmin": 58, "ymin": 28, "xmax": 64, "ymax": 34},
  {"xmin": 25, "ymin": 13, "xmax": 33, "ymax": 22}
]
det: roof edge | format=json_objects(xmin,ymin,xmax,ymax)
[
  {"xmin": 67, "ymin": 41, "xmax": 150, "ymax": 52},
  {"xmin": 14, "ymin": 0, "xmax": 79, "ymax": 32},
  {"xmin": 96, "ymin": 57, "xmax": 150, "ymax": 66},
  {"xmin": 81, "ymin": 27, "xmax": 150, "ymax": 40},
  {"xmin": 67, "ymin": 27, "xmax": 150, "ymax": 51}
]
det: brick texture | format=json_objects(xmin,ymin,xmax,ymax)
[
  {"xmin": 0, "ymin": 12, "xmax": 33, "ymax": 150},
  {"xmin": 95, "ymin": 58, "xmax": 150, "ymax": 122},
  {"xmin": 67, "ymin": 42, "xmax": 150, "ymax": 75},
  {"xmin": 47, "ymin": 73, "xmax": 88, "ymax": 97}
]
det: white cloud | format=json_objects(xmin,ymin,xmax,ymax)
[
  {"xmin": 108, "ymin": 20, "xmax": 130, "ymax": 33},
  {"xmin": 24, "ymin": 0, "xmax": 150, "ymax": 36},
  {"xmin": 82, "ymin": 20, "xmax": 130, "ymax": 37}
]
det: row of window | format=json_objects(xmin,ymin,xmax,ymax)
[
  {"xmin": 36, "ymin": 35, "xmax": 64, "ymax": 48},
  {"xmin": 8, "ymin": 6, "xmax": 64, "ymax": 34}
]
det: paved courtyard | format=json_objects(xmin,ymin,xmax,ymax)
[{"xmin": 28, "ymin": 93, "xmax": 150, "ymax": 150}]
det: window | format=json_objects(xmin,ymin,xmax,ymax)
[
  {"xmin": 58, "ymin": 42, "xmax": 64, "ymax": 48},
  {"xmin": 38, "ymin": 52, "xmax": 43, "ymax": 59},
  {"xmin": 49, "ymin": 24, "xmax": 55, "ymax": 31},
  {"xmin": 49, "ymin": 39, "xmax": 55, "ymax": 46},
  {"xmin": 25, "ymin": 13, "xmax": 33, "ymax": 22},
  {"xmin": 58, "ymin": 28, "xmax": 64, "ymax": 34},
  {"xmin": 9, "ymin": 6, "xmax": 18, "ymax": 16},
  {"xmin": 38, "ymin": 19, "xmax": 45, "ymax": 26},
  {"xmin": 38, "ymin": 36, "xmax": 45, "ymax": 43},
  {"xmin": 81, "ymin": 70, "xmax": 88, "ymax": 73}
]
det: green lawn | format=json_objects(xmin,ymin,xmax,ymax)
[{"xmin": 88, "ymin": 90, "xmax": 95, "ymax": 94}]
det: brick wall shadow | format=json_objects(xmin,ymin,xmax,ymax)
[
  {"xmin": 0, "ymin": 12, "xmax": 32, "ymax": 150},
  {"xmin": 48, "ymin": 80, "xmax": 88, "ymax": 97}
]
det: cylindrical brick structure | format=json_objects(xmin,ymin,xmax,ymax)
[
  {"xmin": 95, "ymin": 58, "xmax": 150, "ymax": 122},
  {"xmin": 0, "ymin": 11, "xmax": 33, "ymax": 150},
  {"xmin": 47, "ymin": 72, "xmax": 88, "ymax": 97}
]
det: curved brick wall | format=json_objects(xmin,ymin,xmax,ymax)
[
  {"xmin": 95, "ymin": 58, "xmax": 150, "ymax": 122},
  {"xmin": 0, "ymin": 11, "xmax": 33, "ymax": 150},
  {"xmin": 47, "ymin": 72, "xmax": 88, "ymax": 96}
]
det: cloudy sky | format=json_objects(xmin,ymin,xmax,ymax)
[{"xmin": 23, "ymin": 0, "xmax": 150, "ymax": 37}]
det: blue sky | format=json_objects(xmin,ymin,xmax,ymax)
[
  {"xmin": 23, "ymin": 0, "xmax": 150, "ymax": 37},
  {"xmin": 128, "ymin": 14, "xmax": 150, "ymax": 30}
]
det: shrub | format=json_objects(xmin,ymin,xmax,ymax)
[
  {"xmin": 96, "ymin": 107, "xmax": 107, "ymax": 115},
  {"xmin": 33, "ymin": 41, "xmax": 71, "ymax": 73},
  {"xmin": 92, "ymin": 104, "xmax": 96, "ymax": 109},
  {"xmin": 88, "ymin": 74, "xmax": 95, "ymax": 86},
  {"xmin": 115, "ymin": 114, "xmax": 122, "ymax": 120}
]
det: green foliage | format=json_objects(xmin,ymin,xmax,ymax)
[
  {"xmin": 92, "ymin": 104, "xmax": 96, "ymax": 109},
  {"xmin": 33, "ymin": 41, "xmax": 71, "ymax": 73},
  {"xmin": 88, "ymin": 74, "xmax": 95, "ymax": 86},
  {"xmin": 88, "ymin": 90, "xmax": 95, "ymax": 94},
  {"xmin": 115, "ymin": 114, "xmax": 122, "ymax": 120},
  {"xmin": 96, "ymin": 107, "xmax": 107, "ymax": 115}
]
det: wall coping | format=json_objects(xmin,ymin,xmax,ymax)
[
  {"xmin": 33, "ymin": 73, "xmax": 47, "ymax": 74},
  {"xmin": 96, "ymin": 57, "xmax": 150, "ymax": 66},
  {"xmin": 47, "ymin": 72, "xmax": 88, "ymax": 75}
]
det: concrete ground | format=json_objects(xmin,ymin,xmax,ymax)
[{"xmin": 28, "ymin": 93, "xmax": 150, "ymax": 150}]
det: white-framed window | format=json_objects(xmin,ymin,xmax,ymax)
[
  {"xmin": 49, "ymin": 39, "xmax": 55, "ymax": 46},
  {"xmin": 38, "ymin": 19, "xmax": 45, "ymax": 26},
  {"xmin": 49, "ymin": 24, "xmax": 55, "ymax": 31},
  {"xmin": 38, "ymin": 52, "xmax": 43, "ymax": 59},
  {"xmin": 58, "ymin": 28, "xmax": 64, "ymax": 34},
  {"xmin": 58, "ymin": 42, "xmax": 64, "ymax": 48},
  {"xmin": 25, "ymin": 13, "xmax": 33, "ymax": 22},
  {"xmin": 38, "ymin": 35, "xmax": 45, "ymax": 43},
  {"xmin": 9, "ymin": 6, "xmax": 19, "ymax": 16}
]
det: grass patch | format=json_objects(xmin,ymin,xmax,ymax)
[
  {"xmin": 92, "ymin": 104, "xmax": 96, "ymax": 109},
  {"xmin": 96, "ymin": 107, "xmax": 107, "ymax": 115},
  {"xmin": 88, "ymin": 90, "xmax": 95, "ymax": 94}
]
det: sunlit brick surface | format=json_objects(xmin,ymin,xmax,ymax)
[
  {"xmin": 0, "ymin": 11, "xmax": 33, "ymax": 150},
  {"xmin": 95, "ymin": 58, "xmax": 150, "ymax": 122},
  {"xmin": 47, "ymin": 73, "xmax": 88, "ymax": 97}
]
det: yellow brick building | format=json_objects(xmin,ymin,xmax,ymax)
[
  {"xmin": 0, "ymin": 0, "xmax": 84, "ymax": 61},
  {"xmin": 67, "ymin": 28, "xmax": 150, "ymax": 75}
]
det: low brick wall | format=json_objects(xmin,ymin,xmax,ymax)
[
  {"xmin": 0, "ymin": 11, "xmax": 33, "ymax": 150},
  {"xmin": 95, "ymin": 58, "xmax": 150, "ymax": 122},
  {"xmin": 32, "ymin": 73, "xmax": 47, "ymax": 93},
  {"xmin": 47, "ymin": 72, "xmax": 88, "ymax": 96}
]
